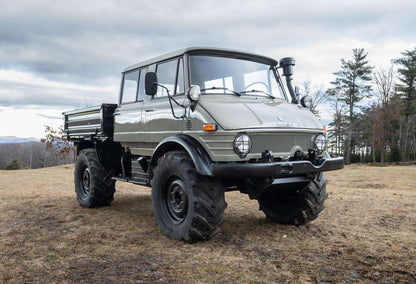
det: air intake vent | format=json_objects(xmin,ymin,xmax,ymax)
[{"xmin": 186, "ymin": 120, "xmax": 192, "ymax": 130}]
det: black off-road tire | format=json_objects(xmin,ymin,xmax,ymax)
[
  {"xmin": 257, "ymin": 172, "xmax": 328, "ymax": 225},
  {"xmin": 151, "ymin": 151, "xmax": 227, "ymax": 243},
  {"xmin": 74, "ymin": 149, "xmax": 115, "ymax": 208}
]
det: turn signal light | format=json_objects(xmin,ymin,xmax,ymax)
[
  {"xmin": 203, "ymin": 123, "xmax": 217, "ymax": 131},
  {"xmin": 323, "ymin": 125, "xmax": 327, "ymax": 132}
]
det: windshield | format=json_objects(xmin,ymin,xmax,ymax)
[{"xmin": 189, "ymin": 55, "xmax": 287, "ymax": 100}]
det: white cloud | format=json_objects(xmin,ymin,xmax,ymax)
[
  {"xmin": 0, "ymin": 69, "xmax": 118, "ymax": 106},
  {"xmin": 0, "ymin": 105, "xmax": 64, "ymax": 138}
]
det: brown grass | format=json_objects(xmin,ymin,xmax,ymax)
[{"xmin": 0, "ymin": 165, "xmax": 415, "ymax": 283}]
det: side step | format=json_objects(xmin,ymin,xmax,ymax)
[
  {"xmin": 113, "ymin": 156, "xmax": 151, "ymax": 187},
  {"xmin": 112, "ymin": 176, "xmax": 151, "ymax": 187}
]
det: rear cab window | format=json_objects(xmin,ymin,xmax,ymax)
[{"xmin": 121, "ymin": 67, "xmax": 148, "ymax": 104}]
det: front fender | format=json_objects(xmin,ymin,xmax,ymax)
[{"xmin": 149, "ymin": 135, "xmax": 213, "ymax": 176}]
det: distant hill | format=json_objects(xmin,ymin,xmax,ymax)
[{"xmin": 0, "ymin": 136, "xmax": 39, "ymax": 144}]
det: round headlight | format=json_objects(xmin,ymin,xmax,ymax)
[
  {"xmin": 313, "ymin": 133, "xmax": 326, "ymax": 153},
  {"xmin": 234, "ymin": 133, "xmax": 252, "ymax": 158},
  {"xmin": 301, "ymin": 95, "xmax": 312, "ymax": 108},
  {"xmin": 188, "ymin": 85, "xmax": 201, "ymax": 101}
]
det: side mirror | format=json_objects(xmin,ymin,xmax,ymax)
[
  {"xmin": 300, "ymin": 95, "xmax": 313, "ymax": 109},
  {"xmin": 145, "ymin": 72, "xmax": 158, "ymax": 96}
]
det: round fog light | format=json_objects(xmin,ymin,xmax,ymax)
[
  {"xmin": 234, "ymin": 134, "xmax": 252, "ymax": 158},
  {"xmin": 313, "ymin": 133, "xmax": 326, "ymax": 153},
  {"xmin": 301, "ymin": 95, "xmax": 312, "ymax": 109}
]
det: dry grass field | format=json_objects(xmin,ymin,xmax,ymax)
[{"xmin": 0, "ymin": 165, "xmax": 415, "ymax": 283}]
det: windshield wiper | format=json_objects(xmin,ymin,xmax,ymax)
[
  {"xmin": 200, "ymin": 86, "xmax": 241, "ymax": 96},
  {"xmin": 240, "ymin": 89, "xmax": 275, "ymax": 99}
]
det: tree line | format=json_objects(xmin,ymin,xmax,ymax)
[
  {"xmin": 324, "ymin": 47, "xmax": 416, "ymax": 164},
  {"xmin": 0, "ymin": 126, "xmax": 74, "ymax": 170},
  {"xmin": 0, "ymin": 141, "xmax": 74, "ymax": 170}
]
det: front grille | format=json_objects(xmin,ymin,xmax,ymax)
[{"xmin": 250, "ymin": 133, "xmax": 313, "ymax": 154}]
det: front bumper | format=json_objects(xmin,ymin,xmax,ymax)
[{"xmin": 211, "ymin": 157, "xmax": 344, "ymax": 178}]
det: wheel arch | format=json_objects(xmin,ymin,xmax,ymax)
[
  {"xmin": 149, "ymin": 135, "xmax": 213, "ymax": 176},
  {"xmin": 76, "ymin": 139, "xmax": 123, "ymax": 171},
  {"xmin": 76, "ymin": 140, "xmax": 94, "ymax": 155}
]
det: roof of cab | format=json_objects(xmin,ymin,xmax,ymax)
[{"xmin": 123, "ymin": 47, "xmax": 278, "ymax": 73}]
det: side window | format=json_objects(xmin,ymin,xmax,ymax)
[
  {"xmin": 121, "ymin": 70, "xmax": 139, "ymax": 103},
  {"xmin": 176, "ymin": 58, "xmax": 184, "ymax": 94},
  {"xmin": 137, "ymin": 67, "xmax": 148, "ymax": 101},
  {"xmin": 156, "ymin": 59, "xmax": 177, "ymax": 97}
]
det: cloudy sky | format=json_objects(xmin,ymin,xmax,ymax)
[{"xmin": 1, "ymin": 0, "xmax": 415, "ymax": 138}]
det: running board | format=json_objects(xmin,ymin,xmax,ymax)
[{"xmin": 112, "ymin": 176, "xmax": 151, "ymax": 187}]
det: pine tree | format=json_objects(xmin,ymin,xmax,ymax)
[
  {"xmin": 394, "ymin": 48, "xmax": 416, "ymax": 162},
  {"xmin": 327, "ymin": 48, "xmax": 373, "ymax": 164},
  {"xmin": 6, "ymin": 159, "xmax": 21, "ymax": 170}
]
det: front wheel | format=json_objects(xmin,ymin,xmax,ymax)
[
  {"xmin": 257, "ymin": 172, "xmax": 328, "ymax": 225},
  {"xmin": 151, "ymin": 151, "xmax": 227, "ymax": 243}
]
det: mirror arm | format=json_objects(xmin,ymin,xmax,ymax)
[
  {"xmin": 155, "ymin": 83, "xmax": 185, "ymax": 119},
  {"xmin": 170, "ymin": 95, "xmax": 184, "ymax": 107}
]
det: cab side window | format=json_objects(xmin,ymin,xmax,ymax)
[
  {"xmin": 137, "ymin": 67, "xmax": 148, "ymax": 101},
  {"xmin": 156, "ymin": 59, "xmax": 178, "ymax": 97},
  {"xmin": 121, "ymin": 70, "xmax": 139, "ymax": 104},
  {"xmin": 176, "ymin": 58, "xmax": 185, "ymax": 94}
]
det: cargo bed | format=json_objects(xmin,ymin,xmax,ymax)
[{"xmin": 63, "ymin": 104, "xmax": 117, "ymax": 139}]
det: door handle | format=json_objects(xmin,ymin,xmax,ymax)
[{"xmin": 145, "ymin": 109, "xmax": 154, "ymax": 112}]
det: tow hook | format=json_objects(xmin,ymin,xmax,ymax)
[
  {"xmin": 308, "ymin": 148, "xmax": 317, "ymax": 162},
  {"xmin": 261, "ymin": 150, "xmax": 273, "ymax": 162}
]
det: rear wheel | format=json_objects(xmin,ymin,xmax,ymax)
[
  {"xmin": 257, "ymin": 172, "xmax": 328, "ymax": 225},
  {"xmin": 151, "ymin": 151, "xmax": 226, "ymax": 242},
  {"xmin": 74, "ymin": 149, "xmax": 115, "ymax": 208}
]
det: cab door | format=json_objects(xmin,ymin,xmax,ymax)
[
  {"xmin": 114, "ymin": 67, "xmax": 147, "ymax": 149},
  {"xmin": 143, "ymin": 57, "xmax": 185, "ymax": 144}
]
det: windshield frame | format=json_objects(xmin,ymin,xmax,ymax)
[{"xmin": 187, "ymin": 52, "xmax": 288, "ymax": 101}]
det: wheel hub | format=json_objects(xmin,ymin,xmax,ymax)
[
  {"xmin": 81, "ymin": 166, "xmax": 91, "ymax": 195},
  {"xmin": 165, "ymin": 179, "xmax": 188, "ymax": 223}
]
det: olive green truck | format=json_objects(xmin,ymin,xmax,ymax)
[{"xmin": 63, "ymin": 47, "xmax": 344, "ymax": 242}]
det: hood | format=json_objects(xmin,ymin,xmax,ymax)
[{"xmin": 199, "ymin": 95, "xmax": 322, "ymax": 130}]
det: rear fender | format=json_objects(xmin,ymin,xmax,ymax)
[{"xmin": 76, "ymin": 140, "xmax": 123, "ymax": 171}]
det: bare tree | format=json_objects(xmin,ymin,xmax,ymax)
[
  {"xmin": 374, "ymin": 65, "xmax": 395, "ymax": 109},
  {"xmin": 327, "ymin": 88, "xmax": 347, "ymax": 157},
  {"xmin": 301, "ymin": 81, "xmax": 328, "ymax": 116},
  {"xmin": 373, "ymin": 65, "xmax": 396, "ymax": 163}
]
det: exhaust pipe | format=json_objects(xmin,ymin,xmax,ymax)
[{"xmin": 279, "ymin": 57, "xmax": 299, "ymax": 104}]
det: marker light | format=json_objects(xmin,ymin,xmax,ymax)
[{"xmin": 203, "ymin": 124, "xmax": 217, "ymax": 131}]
